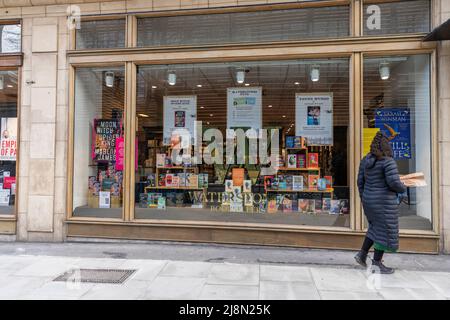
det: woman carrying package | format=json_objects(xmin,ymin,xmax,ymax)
[{"xmin": 355, "ymin": 131, "xmax": 407, "ymax": 274}]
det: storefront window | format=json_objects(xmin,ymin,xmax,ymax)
[
  {"xmin": 76, "ymin": 19, "xmax": 126, "ymax": 49},
  {"xmin": 134, "ymin": 59, "xmax": 351, "ymax": 227},
  {"xmin": 363, "ymin": 0, "xmax": 430, "ymax": 36},
  {"xmin": 0, "ymin": 70, "xmax": 18, "ymax": 215},
  {"xmin": 363, "ymin": 54, "xmax": 432, "ymax": 230},
  {"xmin": 0, "ymin": 23, "xmax": 21, "ymax": 53},
  {"xmin": 137, "ymin": 6, "xmax": 350, "ymax": 48},
  {"xmin": 72, "ymin": 67, "xmax": 125, "ymax": 218}
]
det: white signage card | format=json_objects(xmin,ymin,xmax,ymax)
[
  {"xmin": 295, "ymin": 93, "xmax": 334, "ymax": 146},
  {"xmin": 0, "ymin": 189, "xmax": 10, "ymax": 206},
  {"xmin": 163, "ymin": 96, "xmax": 197, "ymax": 146},
  {"xmin": 227, "ymin": 87, "xmax": 262, "ymax": 129},
  {"xmin": 99, "ymin": 191, "xmax": 111, "ymax": 209}
]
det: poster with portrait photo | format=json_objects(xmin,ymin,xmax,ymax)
[
  {"xmin": 163, "ymin": 96, "xmax": 197, "ymax": 147},
  {"xmin": 295, "ymin": 93, "xmax": 333, "ymax": 146},
  {"xmin": 0, "ymin": 117, "xmax": 17, "ymax": 161}
]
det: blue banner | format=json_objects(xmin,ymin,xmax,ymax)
[{"xmin": 374, "ymin": 108, "xmax": 411, "ymax": 159}]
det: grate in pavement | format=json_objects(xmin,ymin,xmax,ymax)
[{"xmin": 53, "ymin": 269, "xmax": 136, "ymax": 284}]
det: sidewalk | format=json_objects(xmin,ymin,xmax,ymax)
[{"xmin": 0, "ymin": 241, "xmax": 449, "ymax": 300}]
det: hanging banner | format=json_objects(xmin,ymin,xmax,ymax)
[
  {"xmin": 163, "ymin": 96, "xmax": 197, "ymax": 146},
  {"xmin": 0, "ymin": 118, "xmax": 17, "ymax": 161},
  {"xmin": 227, "ymin": 87, "xmax": 262, "ymax": 129},
  {"xmin": 295, "ymin": 93, "xmax": 333, "ymax": 146},
  {"xmin": 92, "ymin": 119, "xmax": 122, "ymax": 162},
  {"xmin": 115, "ymin": 137, "xmax": 138, "ymax": 171},
  {"xmin": 374, "ymin": 108, "xmax": 411, "ymax": 159}
]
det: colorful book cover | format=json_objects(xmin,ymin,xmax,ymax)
[
  {"xmin": 307, "ymin": 199, "xmax": 315, "ymax": 213},
  {"xmin": 308, "ymin": 153, "xmax": 319, "ymax": 168},
  {"xmin": 166, "ymin": 192, "xmax": 177, "ymax": 207},
  {"xmin": 157, "ymin": 196, "xmax": 166, "ymax": 209},
  {"xmin": 198, "ymin": 174, "xmax": 204, "ymax": 188},
  {"xmin": 339, "ymin": 199, "xmax": 350, "ymax": 214},
  {"xmin": 292, "ymin": 196, "xmax": 298, "ymax": 211},
  {"xmin": 259, "ymin": 199, "xmax": 267, "ymax": 213},
  {"xmin": 317, "ymin": 178, "xmax": 327, "ymax": 191},
  {"xmin": 139, "ymin": 193, "xmax": 148, "ymax": 208},
  {"xmin": 225, "ymin": 179, "xmax": 233, "ymax": 192},
  {"xmin": 156, "ymin": 153, "xmax": 166, "ymax": 167},
  {"xmin": 178, "ymin": 173, "xmax": 186, "ymax": 187},
  {"xmin": 324, "ymin": 176, "xmax": 333, "ymax": 189},
  {"xmin": 294, "ymin": 136, "xmax": 306, "ymax": 149},
  {"xmin": 165, "ymin": 173, "xmax": 175, "ymax": 187},
  {"xmin": 297, "ymin": 154, "xmax": 306, "ymax": 168},
  {"xmin": 285, "ymin": 176, "xmax": 293, "ymax": 190},
  {"xmin": 171, "ymin": 175, "xmax": 180, "ymax": 188},
  {"xmin": 298, "ymin": 199, "xmax": 309, "ymax": 213},
  {"xmin": 232, "ymin": 168, "xmax": 245, "ymax": 187},
  {"xmin": 158, "ymin": 174, "xmax": 166, "ymax": 187},
  {"xmin": 189, "ymin": 174, "xmax": 198, "ymax": 188},
  {"xmin": 243, "ymin": 180, "xmax": 252, "ymax": 193},
  {"xmin": 263, "ymin": 176, "xmax": 274, "ymax": 191},
  {"xmin": 330, "ymin": 200, "xmax": 341, "ymax": 214},
  {"xmin": 147, "ymin": 193, "xmax": 161, "ymax": 208},
  {"xmin": 278, "ymin": 176, "xmax": 287, "ymax": 190},
  {"xmin": 287, "ymin": 154, "xmax": 297, "ymax": 168},
  {"xmin": 292, "ymin": 175, "xmax": 304, "ymax": 191},
  {"xmin": 322, "ymin": 198, "xmax": 332, "ymax": 212},
  {"xmin": 203, "ymin": 174, "xmax": 209, "ymax": 188},
  {"xmin": 267, "ymin": 199, "xmax": 278, "ymax": 213},
  {"xmin": 315, "ymin": 199, "xmax": 323, "ymax": 213},
  {"xmin": 308, "ymin": 175, "xmax": 319, "ymax": 190},
  {"xmin": 147, "ymin": 174, "xmax": 156, "ymax": 187},
  {"xmin": 282, "ymin": 197, "xmax": 293, "ymax": 213},
  {"xmin": 286, "ymin": 136, "xmax": 295, "ymax": 148}
]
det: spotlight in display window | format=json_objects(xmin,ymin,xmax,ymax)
[
  {"xmin": 168, "ymin": 72, "xmax": 176, "ymax": 86},
  {"xmin": 236, "ymin": 69, "xmax": 245, "ymax": 84},
  {"xmin": 310, "ymin": 66, "xmax": 320, "ymax": 82},
  {"xmin": 105, "ymin": 71, "xmax": 114, "ymax": 87},
  {"xmin": 379, "ymin": 62, "xmax": 390, "ymax": 80}
]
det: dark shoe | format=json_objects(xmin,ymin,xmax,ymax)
[
  {"xmin": 371, "ymin": 260, "xmax": 395, "ymax": 274},
  {"xmin": 354, "ymin": 251, "xmax": 368, "ymax": 268}
]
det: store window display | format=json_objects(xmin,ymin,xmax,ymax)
[
  {"xmin": 0, "ymin": 70, "xmax": 18, "ymax": 215},
  {"xmin": 134, "ymin": 59, "xmax": 351, "ymax": 227},
  {"xmin": 363, "ymin": 54, "xmax": 432, "ymax": 230},
  {"xmin": 72, "ymin": 67, "xmax": 125, "ymax": 218}
]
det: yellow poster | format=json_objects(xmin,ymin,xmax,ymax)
[{"xmin": 362, "ymin": 128, "xmax": 380, "ymax": 157}]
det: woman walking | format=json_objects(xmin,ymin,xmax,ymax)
[{"xmin": 355, "ymin": 131, "xmax": 406, "ymax": 274}]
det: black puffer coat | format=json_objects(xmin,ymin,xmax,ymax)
[{"xmin": 357, "ymin": 154, "xmax": 406, "ymax": 251}]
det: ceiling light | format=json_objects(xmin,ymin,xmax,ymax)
[
  {"xmin": 379, "ymin": 62, "xmax": 390, "ymax": 80},
  {"xmin": 200, "ymin": 106, "xmax": 204, "ymax": 109},
  {"xmin": 168, "ymin": 71, "xmax": 176, "ymax": 86},
  {"xmin": 7, "ymin": 84, "xmax": 13, "ymax": 88},
  {"xmin": 207, "ymin": 122, "xmax": 210, "ymax": 125},
  {"xmin": 282, "ymin": 115, "xmax": 286, "ymax": 118},
  {"xmin": 196, "ymin": 84, "xmax": 202, "ymax": 88},
  {"xmin": 268, "ymin": 105, "xmax": 273, "ymax": 108},
  {"xmin": 244, "ymin": 83, "xmax": 250, "ymax": 86},
  {"xmin": 209, "ymin": 113, "xmax": 214, "ymax": 117},
  {"xmin": 105, "ymin": 71, "xmax": 114, "ymax": 88},
  {"xmin": 310, "ymin": 66, "xmax": 320, "ymax": 82},
  {"xmin": 138, "ymin": 113, "xmax": 149, "ymax": 118},
  {"xmin": 294, "ymin": 82, "xmax": 300, "ymax": 85},
  {"xmin": 236, "ymin": 69, "xmax": 245, "ymax": 84},
  {"xmin": 151, "ymin": 85, "xmax": 157, "ymax": 89}
]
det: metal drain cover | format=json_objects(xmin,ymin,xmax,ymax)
[{"xmin": 53, "ymin": 269, "xmax": 136, "ymax": 284}]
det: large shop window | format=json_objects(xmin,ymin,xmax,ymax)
[
  {"xmin": 363, "ymin": 54, "xmax": 432, "ymax": 230},
  {"xmin": 0, "ymin": 70, "xmax": 18, "ymax": 215},
  {"xmin": 0, "ymin": 23, "xmax": 21, "ymax": 53},
  {"xmin": 134, "ymin": 59, "xmax": 351, "ymax": 227},
  {"xmin": 363, "ymin": 0, "xmax": 430, "ymax": 36},
  {"xmin": 137, "ymin": 6, "xmax": 350, "ymax": 47},
  {"xmin": 72, "ymin": 67, "xmax": 125, "ymax": 218},
  {"xmin": 75, "ymin": 19, "xmax": 126, "ymax": 49}
]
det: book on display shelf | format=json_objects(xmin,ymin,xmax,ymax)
[
  {"xmin": 308, "ymin": 175, "xmax": 320, "ymax": 190},
  {"xmin": 307, "ymin": 199, "xmax": 315, "ymax": 213},
  {"xmin": 298, "ymin": 199, "xmax": 309, "ymax": 213},
  {"xmin": 308, "ymin": 153, "xmax": 319, "ymax": 168},
  {"xmin": 287, "ymin": 154, "xmax": 297, "ymax": 168}
]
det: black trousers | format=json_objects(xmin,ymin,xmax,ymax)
[{"xmin": 361, "ymin": 236, "xmax": 384, "ymax": 261}]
